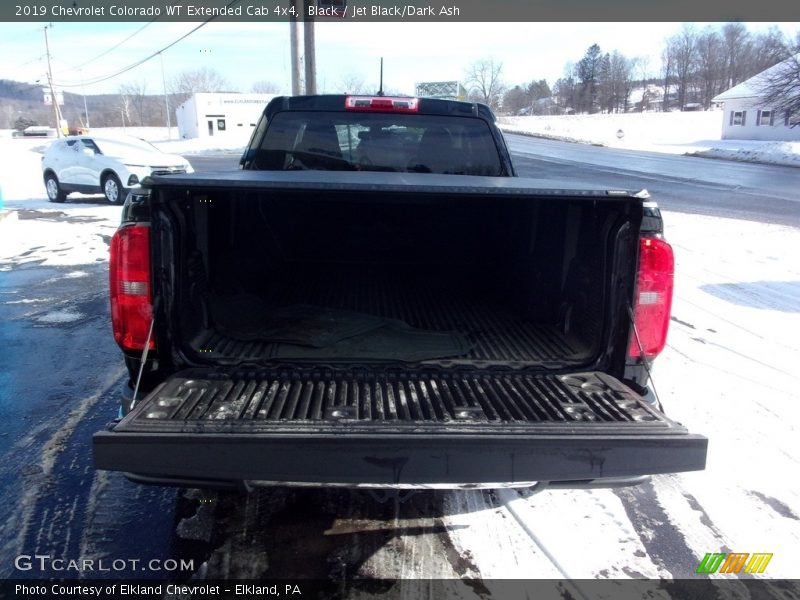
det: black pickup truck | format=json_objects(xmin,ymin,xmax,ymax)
[{"xmin": 93, "ymin": 95, "xmax": 707, "ymax": 489}]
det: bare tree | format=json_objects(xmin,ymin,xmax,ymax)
[
  {"xmin": 758, "ymin": 53, "xmax": 800, "ymax": 126},
  {"xmin": 337, "ymin": 73, "xmax": 368, "ymax": 94},
  {"xmin": 554, "ymin": 62, "xmax": 579, "ymax": 113},
  {"xmin": 171, "ymin": 67, "xmax": 231, "ymax": 105},
  {"xmin": 465, "ymin": 58, "xmax": 506, "ymax": 110},
  {"xmin": 251, "ymin": 80, "xmax": 282, "ymax": 94},
  {"xmin": 722, "ymin": 23, "xmax": 751, "ymax": 88},
  {"xmin": 600, "ymin": 51, "xmax": 634, "ymax": 113},
  {"xmin": 669, "ymin": 25, "xmax": 699, "ymax": 109},
  {"xmin": 634, "ymin": 55, "xmax": 651, "ymax": 83},
  {"xmin": 660, "ymin": 42, "xmax": 674, "ymax": 111},
  {"xmin": 502, "ymin": 86, "xmax": 529, "ymax": 115},
  {"xmin": 696, "ymin": 27, "xmax": 724, "ymax": 109},
  {"xmin": 748, "ymin": 26, "xmax": 791, "ymax": 75},
  {"xmin": 119, "ymin": 80, "xmax": 148, "ymax": 126},
  {"xmin": 119, "ymin": 93, "xmax": 132, "ymax": 127}
]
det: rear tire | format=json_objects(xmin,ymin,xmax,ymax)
[
  {"xmin": 44, "ymin": 173, "xmax": 66, "ymax": 203},
  {"xmin": 102, "ymin": 173, "xmax": 125, "ymax": 205}
]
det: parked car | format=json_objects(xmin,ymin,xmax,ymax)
[
  {"xmin": 41, "ymin": 134, "xmax": 193, "ymax": 204},
  {"xmin": 14, "ymin": 126, "xmax": 56, "ymax": 138}
]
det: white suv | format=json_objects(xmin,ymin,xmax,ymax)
[{"xmin": 42, "ymin": 135, "xmax": 193, "ymax": 204}]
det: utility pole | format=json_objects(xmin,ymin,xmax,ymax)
[
  {"xmin": 79, "ymin": 68, "xmax": 90, "ymax": 129},
  {"xmin": 303, "ymin": 7, "xmax": 316, "ymax": 94},
  {"xmin": 43, "ymin": 25, "xmax": 63, "ymax": 137},
  {"xmin": 159, "ymin": 51, "xmax": 172, "ymax": 138},
  {"xmin": 289, "ymin": 0, "xmax": 304, "ymax": 95}
]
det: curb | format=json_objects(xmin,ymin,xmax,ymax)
[{"xmin": 498, "ymin": 127, "xmax": 607, "ymax": 147}]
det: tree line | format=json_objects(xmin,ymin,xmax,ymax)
[{"xmin": 465, "ymin": 23, "xmax": 799, "ymax": 116}]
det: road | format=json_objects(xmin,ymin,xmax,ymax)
[
  {"xmin": 1, "ymin": 140, "xmax": 799, "ymax": 591},
  {"xmin": 505, "ymin": 134, "xmax": 800, "ymax": 227}
]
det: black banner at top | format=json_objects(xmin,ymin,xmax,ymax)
[{"xmin": 3, "ymin": 0, "xmax": 800, "ymax": 22}]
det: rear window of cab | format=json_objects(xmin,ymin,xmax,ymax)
[{"xmin": 250, "ymin": 111, "xmax": 503, "ymax": 176}]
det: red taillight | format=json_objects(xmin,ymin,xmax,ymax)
[
  {"xmin": 109, "ymin": 225, "xmax": 154, "ymax": 352},
  {"xmin": 344, "ymin": 96, "xmax": 419, "ymax": 113},
  {"xmin": 629, "ymin": 236, "xmax": 674, "ymax": 360}
]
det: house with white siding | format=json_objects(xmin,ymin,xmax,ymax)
[{"xmin": 712, "ymin": 56, "xmax": 800, "ymax": 141}]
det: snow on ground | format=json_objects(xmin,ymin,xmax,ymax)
[
  {"xmin": 499, "ymin": 111, "xmax": 800, "ymax": 167},
  {"xmin": 0, "ymin": 138, "xmax": 121, "ymax": 269},
  {"xmin": 647, "ymin": 211, "xmax": 800, "ymax": 577}
]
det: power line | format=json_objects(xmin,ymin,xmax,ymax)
[
  {"xmin": 52, "ymin": 0, "xmax": 242, "ymax": 88},
  {"xmin": 60, "ymin": 21, "xmax": 156, "ymax": 74},
  {"xmin": 8, "ymin": 54, "xmax": 46, "ymax": 71}
]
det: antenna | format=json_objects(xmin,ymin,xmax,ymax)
[{"xmin": 377, "ymin": 57, "xmax": 384, "ymax": 96}]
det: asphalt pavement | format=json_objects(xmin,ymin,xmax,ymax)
[{"xmin": 506, "ymin": 134, "xmax": 800, "ymax": 227}]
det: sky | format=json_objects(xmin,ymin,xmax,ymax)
[{"xmin": 0, "ymin": 21, "xmax": 798, "ymax": 97}]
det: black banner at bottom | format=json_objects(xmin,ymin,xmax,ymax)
[{"xmin": 3, "ymin": 579, "xmax": 800, "ymax": 600}]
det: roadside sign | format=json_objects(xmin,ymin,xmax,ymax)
[{"xmin": 42, "ymin": 87, "xmax": 64, "ymax": 106}]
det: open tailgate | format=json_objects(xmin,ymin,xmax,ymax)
[{"xmin": 93, "ymin": 368, "xmax": 706, "ymax": 485}]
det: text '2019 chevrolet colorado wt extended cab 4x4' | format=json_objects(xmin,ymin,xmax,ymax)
[{"xmin": 92, "ymin": 95, "xmax": 707, "ymax": 490}]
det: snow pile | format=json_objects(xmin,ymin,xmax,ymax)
[
  {"xmin": 693, "ymin": 141, "xmax": 800, "ymax": 167},
  {"xmin": 499, "ymin": 112, "xmax": 800, "ymax": 167}
]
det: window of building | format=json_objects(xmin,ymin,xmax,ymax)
[
  {"xmin": 757, "ymin": 110, "xmax": 772, "ymax": 126},
  {"xmin": 730, "ymin": 110, "xmax": 746, "ymax": 126}
]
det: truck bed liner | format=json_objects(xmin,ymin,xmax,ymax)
[
  {"xmin": 114, "ymin": 369, "xmax": 677, "ymax": 433},
  {"xmin": 195, "ymin": 268, "xmax": 587, "ymax": 365},
  {"xmin": 95, "ymin": 369, "xmax": 707, "ymax": 484}
]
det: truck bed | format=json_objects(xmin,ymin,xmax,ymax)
[
  {"xmin": 192, "ymin": 267, "xmax": 585, "ymax": 366},
  {"xmin": 156, "ymin": 174, "xmax": 630, "ymax": 369}
]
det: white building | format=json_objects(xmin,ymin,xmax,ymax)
[
  {"xmin": 712, "ymin": 57, "xmax": 800, "ymax": 141},
  {"xmin": 175, "ymin": 93, "xmax": 277, "ymax": 139}
]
